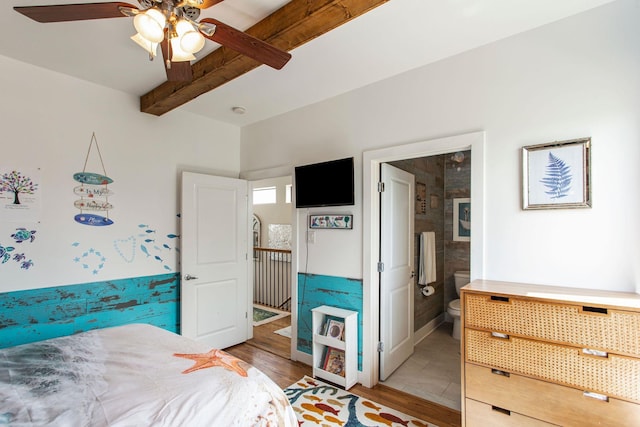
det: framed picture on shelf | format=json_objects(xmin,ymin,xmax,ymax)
[
  {"xmin": 323, "ymin": 347, "xmax": 346, "ymax": 377},
  {"xmin": 325, "ymin": 319, "xmax": 345, "ymax": 340}
]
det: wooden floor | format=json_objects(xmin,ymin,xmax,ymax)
[
  {"xmin": 246, "ymin": 315, "xmax": 291, "ymax": 359},
  {"xmin": 227, "ymin": 316, "xmax": 462, "ymax": 427}
]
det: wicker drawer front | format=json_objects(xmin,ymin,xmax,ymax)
[
  {"xmin": 465, "ymin": 363, "xmax": 640, "ymax": 426},
  {"xmin": 465, "ymin": 399, "xmax": 557, "ymax": 427},
  {"xmin": 465, "ymin": 329, "xmax": 640, "ymax": 402},
  {"xmin": 464, "ymin": 293, "xmax": 640, "ymax": 356}
]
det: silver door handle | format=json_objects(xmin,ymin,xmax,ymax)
[{"xmin": 184, "ymin": 274, "xmax": 198, "ymax": 280}]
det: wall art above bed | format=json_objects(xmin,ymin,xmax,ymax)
[{"xmin": 522, "ymin": 137, "xmax": 592, "ymax": 210}]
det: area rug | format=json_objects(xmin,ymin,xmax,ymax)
[
  {"xmin": 274, "ymin": 325, "xmax": 291, "ymax": 338},
  {"xmin": 284, "ymin": 376, "xmax": 438, "ymax": 427},
  {"xmin": 253, "ymin": 304, "xmax": 290, "ymax": 326}
]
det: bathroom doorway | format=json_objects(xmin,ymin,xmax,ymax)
[
  {"xmin": 361, "ymin": 131, "xmax": 485, "ymax": 403},
  {"xmin": 380, "ymin": 152, "xmax": 471, "ymax": 410}
]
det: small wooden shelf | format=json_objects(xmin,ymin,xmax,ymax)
[{"xmin": 311, "ymin": 305, "xmax": 358, "ymax": 389}]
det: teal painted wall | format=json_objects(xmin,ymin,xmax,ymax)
[
  {"xmin": 0, "ymin": 273, "xmax": 179, "ymax": 348},
  {"xmin": 297, "ymin": 273, "xmax": 363, "ymax": 369}
]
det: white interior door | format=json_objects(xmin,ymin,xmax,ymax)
[
  {"xmin": 180, "ymin": 172, "xmax": 250, "ymax": 349},
  {"xmin": 379, "ymin": 163, "xmax": 415, "ymax": 381}
]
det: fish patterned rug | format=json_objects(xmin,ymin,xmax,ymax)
[{"xmin": 284, "ymin": 376, "xmax": 438, "ymax": 426}]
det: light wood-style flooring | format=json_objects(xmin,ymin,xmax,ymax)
[{"xmin": 226, "ymin": 316, "xmax": 462, "ymax": 427}]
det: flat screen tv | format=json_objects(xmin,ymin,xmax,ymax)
[{"xmin": 295, "ymin": 157, "xmax": 355, "ymax": 208}]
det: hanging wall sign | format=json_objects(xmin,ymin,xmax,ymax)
[{"xmin": 73, "ymin": 133, "xmax": 114, "ymax": 226}]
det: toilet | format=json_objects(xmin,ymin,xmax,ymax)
[{"xmin": 447, "ymin": 270, "xmax": 469, "ymax": 340}]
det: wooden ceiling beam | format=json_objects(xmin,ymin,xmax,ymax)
[{"xmin": 140, "ymin": 0, "xmax": 389, "ymax": 116}]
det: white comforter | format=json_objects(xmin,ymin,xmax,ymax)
[{"xmin": 0, "ymin": 324, "xmax": 296, "ymax": 427}]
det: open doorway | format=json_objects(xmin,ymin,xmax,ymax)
[
  {"xmin": 248, "ymin": 176, "xmax": 293, "ymax": 359},
  {"xmin": 361, "ymin": 131, "xmax": 485, "ymax": 403},
  {"xmin": 379, "ymin": 151, "xmax": 471, "ymax": 410}
]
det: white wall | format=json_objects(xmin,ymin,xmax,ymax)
[
  {"xmin": 0, "ymin": 55, "xmax": 241, "ymax": 292},
  {"xmin": 241, "ymin": 0, "xmax": 640, "ymax": 292}
]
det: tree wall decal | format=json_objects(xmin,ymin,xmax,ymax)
[{"xmin": 0, "ymin": 170, "xmax": 38, "ymax": 205}]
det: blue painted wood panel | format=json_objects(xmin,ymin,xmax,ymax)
[
  {"xmin": 297, "ymin": 273, "xmax": 363, "ymax": 370},
  {"xmin": 0, "ymin": 273, "xmax": 179, "ymax": 348}
]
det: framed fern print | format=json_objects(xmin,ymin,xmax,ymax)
[{"xmin": 522, "ymin": 137, "xmax": 591, "ymax": 210}]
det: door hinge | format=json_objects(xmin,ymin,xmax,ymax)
[
  {"xmin": 245, "ymin": 311, "xmax": 248, "ymax": 319},
  {"xmin": 377, "ymin": 262, "xmax": 384, "ymax": 272},
  {"xmin": 378, "ymin": 342, "xmax": 384, "ymax": 352},
  {"xmin": 377, "ymin": 182, "xmax": 385, "ymax": 192}
]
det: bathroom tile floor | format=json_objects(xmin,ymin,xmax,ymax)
[{"xmin": 381, "ymin": 322, "xmax": 462, "ymax": 411}]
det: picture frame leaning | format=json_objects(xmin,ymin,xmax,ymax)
[{"xmin": 522, "ymin": 137, "xmax": 592, "ymax": 210}]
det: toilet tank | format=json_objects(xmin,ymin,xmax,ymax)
[{"xmin": 454, "ymin": 271, "xmax": 470, "ymax": 296}]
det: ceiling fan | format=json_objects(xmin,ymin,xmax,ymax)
[{"xmin": 14, "ymin": 0, "xmax": 292, "ymax": 82}]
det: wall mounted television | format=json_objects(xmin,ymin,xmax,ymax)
[{"xmin": 294, "ymin": 157, "xmax": 355, "ymax": 208}]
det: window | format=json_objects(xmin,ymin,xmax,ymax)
[
  {"xmin": 285, "ymin": 184, "xmax": 292, "ymax": 204},
  {"xmin": 253, "ymin": 186, "xmax": 276, "ymax": 205}
]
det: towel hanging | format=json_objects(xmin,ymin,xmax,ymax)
[{"xmin": 418, "ymin": 231, "xmax": 436, "ymax": 285}]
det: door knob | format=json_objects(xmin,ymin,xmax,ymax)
[{"xmin": 184, "ymin": 274, "xmax": 198, "ymax": 280}]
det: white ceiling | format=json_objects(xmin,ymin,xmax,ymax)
[{"xmin": 1, "ymin": 0, "xmax": 615, "ymax": 126}]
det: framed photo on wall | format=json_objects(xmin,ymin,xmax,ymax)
[
  {"xmin": 309, "ymin": 214, "xmax": 353, "ymax": 229},
  {"xmin": 522, "ymin": 137, "xmax": 591, "ymax": 210},
  {"xmin": 453, "ymin": 198, "xmax": 470, "ymax": 242}
]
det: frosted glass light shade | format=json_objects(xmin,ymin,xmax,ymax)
[
  {"xmin": 131, "ymin": 33, "xmax": 158, "ymax": 57},
  {"xmin": 133, "ymin": 8, "xmax": 166, "ymax": 43},
  {"xmin": 170, "ymin": 37, "xmax": 196, "ymax": 62},
  {"xmin": 176, "ymin": 19, "xmax": 205, "ymax": 54}
]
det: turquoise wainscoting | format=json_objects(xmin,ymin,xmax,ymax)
[
  {"xmin": 0, "ymin": 273, "xmax": 179, "ymax": 349},
  {"xmin": 297, "ymin": 273, "xmax": 363, "ymax": 370}
]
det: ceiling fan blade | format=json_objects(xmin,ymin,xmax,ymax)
[
  {"xmin": 187, "ymin": 0, "xmax": 225, "ymax": 9},
  {"xmin": 199, "ymin": 18, "xmax": 291, "ymax": 70},
  {"xmin": 160, "ymin": 39, "xmax": 193, "ymax": 82},
  {"xmin": 14, "ymin": 2, "xmax": 137, "ymax": 23}
]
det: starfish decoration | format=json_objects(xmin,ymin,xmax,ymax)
[{"xmin": 173, "ymin": 349, "xmax": 248, "ymax": 377}]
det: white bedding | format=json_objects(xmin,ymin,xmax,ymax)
[{"xmin": 0, "ymin": 323, "xmax": 297, "ymax": 426}]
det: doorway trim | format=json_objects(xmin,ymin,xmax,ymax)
[{"xmin": 361, "ymin": 131, "xmax": 486, "ymax": 387}]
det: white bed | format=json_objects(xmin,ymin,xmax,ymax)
[{"xmin": 0, "ymin": 323, "xmax": 296, "ymax": 426}]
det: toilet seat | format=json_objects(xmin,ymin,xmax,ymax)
[
  {"xmin": 448, "ymin": 298, "xmax": 461, "ymax": 315},
  {"xmin": 447, "ymin": 298, "xmax": 462, "ymax": 340}
]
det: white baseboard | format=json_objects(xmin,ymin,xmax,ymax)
[
  {"xmin": 294, "ymin": 349, "xmax": 313, "ymax": 366},
  {"xmin": 414, "ymin": 313, "xmax": 445, "ymax": 345}
]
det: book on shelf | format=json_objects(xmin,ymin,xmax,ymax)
[
  {"xmin": 325, "ymin": 319, "xmax": 345, "ymax": 340},
  {"xmin": 322, "ymin": 347, "xmax": 345, "ymax": 377}
]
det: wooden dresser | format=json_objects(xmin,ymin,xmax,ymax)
[{"xmin": 461, "ymin": 280, "xmax": 640, "ymax": 426}]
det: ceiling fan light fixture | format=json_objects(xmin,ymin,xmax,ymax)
[
  {"xmin": 176, "ymin": 20, "xmax": 205, "ymax": 54},
  {"xmin": 170, "ymin": 37, "xmax": 196, "ymax": 62},
  {"xmin": 131, "ymin": 33, "xmax": 158, "ymax": 58},
  {"xmin": 180, "ymin": 31, "xmax": 205, "ymax": 54},
  {"xmin": 133, "ymin": 8, "xmax": 166, "ymax": 43}
]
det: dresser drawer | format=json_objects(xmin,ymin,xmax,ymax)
[
  {"xmin": 465, "ymin": 398, "xmax": 557, "ymax": 427},
  {"xmin": 465, "ymin": 329, "xmax": 640, "ymax": 402},
  {"xmin": 464, "ymin": 293, "xmax": 640, "ymax": 357},
  {"xmin": 465, "ymin": 363, "xmax": 640, "ymax": 426}
]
